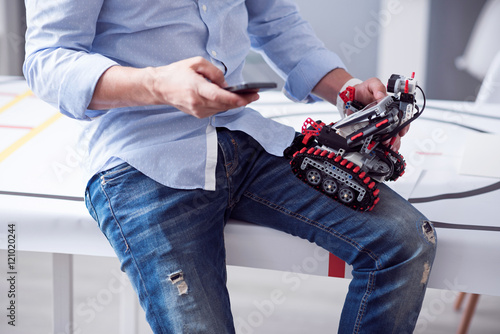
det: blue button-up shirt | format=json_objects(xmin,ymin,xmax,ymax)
[{"xmin": 23, "ymin": 0, "xmax": 346, "ymax": 190}]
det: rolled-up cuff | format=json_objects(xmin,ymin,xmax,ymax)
[
  {"xmin": 59, "ymin": 53, "xmax": 119, "ymax": 120},
  {"xmin": 284, "ymin": 49, "xmax": 347, "ymax": 103}
]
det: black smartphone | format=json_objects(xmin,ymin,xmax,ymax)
[{"xmin": 224, "ymin": 82, "xmax": 277, "ymax": 94}]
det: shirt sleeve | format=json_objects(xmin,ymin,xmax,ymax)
[
  {"xmin": 23, "ymin": 0, "xmax": 119, "ymax": 120},
  {"xmin": 246, "ymin": 0, "xmax": 347, "ymax": 103}
]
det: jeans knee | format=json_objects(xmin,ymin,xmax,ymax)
[
  {"xmin": 385, "ymin": 218, "xmax": 437, "ymax": 270},
  {"xmin": 388, "ymin": 219, "xmax": 437, "ymax": 286},
  {"xmin": 402, "ymin": 219, "xmax": 437, "ymax": 282}
]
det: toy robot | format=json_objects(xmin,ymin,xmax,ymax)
[{"xmin": 284, "ymin": 73, "xmax": 426, "ymax": 211}]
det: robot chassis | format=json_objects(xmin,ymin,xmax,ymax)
[{"xmin": 284, "ymin": 73, "xmax": 426, "ymax": 211}]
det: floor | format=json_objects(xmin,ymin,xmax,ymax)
[{"xmin": 0, "ymin": 251, "xmax": 499, "ymax": 334}]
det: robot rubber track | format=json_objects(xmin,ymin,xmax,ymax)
[
  {"xmin": 285, "ymin": 73, "xmax": 424, "ymax": 211},
  {"xmin": 288, "ymin": 134, "xmax": 406, "ymax": 211},
  {"xmin": 291, "ymin": 146, "xmax": 380, "ymax": 211}
]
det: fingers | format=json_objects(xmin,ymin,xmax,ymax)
[
  {"xmin": 192, "ymin": 82, "xmax": 259, "ymax": 117},
  {"xmin": 399, "ymin": 124, "xmax": 410, "ymax": 137},
  {"xmin": 390, "ymin": 136, "xmax": 401, "ymax": 152},
  {"xmin": 198, "ymin": 81, "xmax": 255, "ymax": 106},
  {"xmin": 190, "ymin": 57, "xmax": 227, "ymax": 88},
  {"xmin": 151, "ymin": 57, "xmax": 261, "ymax": 118},
  {"xmin": 382, "ymin": 135, "xmax": 402, "ymax": 152},
  {"xmin": 185, "ymin": 57, "xmax": 260, "ymax": 117},
  {"xmin": 354, "ymin": 77, "xmax": 410, "ymax": 152},
  {"xmin": 189, "ymin": 58, "xmax": 259, "ymax": 109},
  {"xmin": 353, "ymin": 77, "xmax": 387, "ymax": 105},
  {"xmin": 373, "ymin": 90, "xmax": 386, "ymax": 100},
  {"xmin": 367, "ymin": 78, "xmax": 387, "ymax": 100}
]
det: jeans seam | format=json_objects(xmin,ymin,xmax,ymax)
[
  {"xmin": 100, "ymin": 182, "xmax": 130, "ymax": 252},
  {"xmin": 99, "ymin": 182, "xmax": 167, "ymax": 333},
  {"xmin": 227, "ymin": 138, "xmax": 239, "ymax": 176},
  {"xmin": 218, "ymin": 133, "xmax": 240, "ymax": 208},
  {"xmin": 242, "ymin": 190, "xmax": 380, "ymax": 266},
  {"xmin": 84, "ymin": 189, "xmax": 99, "ymax": 223},
  {"xmin": 353, "ymin": 271, "xmax": 376, "ymax": 334}
]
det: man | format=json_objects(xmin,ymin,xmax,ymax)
[{"xmin": 23, "ymin": 0, "xmax": 436, "ymax": 333}]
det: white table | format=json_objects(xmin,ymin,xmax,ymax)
[{"xmin": 1, "ymin": 77, "xmax": 500, "ymax": 333}]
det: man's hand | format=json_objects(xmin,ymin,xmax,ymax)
[
  {"xmin": 149, "ymin": 57, "xmax": 259, "ymax": 118},
  {"xmin": 350, "ymin": 77, "xmax": 386, "ymax": 106},
  {"xmin": 350, "ymin": 77, "xmax": 409, "ymax": 151},
  {"xmin": 89, "ymin": 57, "xmax": 259, "ymax": 118},
  {"xmin": 312, "ymin": 69, "xmax": 410, "ymax": 151}
]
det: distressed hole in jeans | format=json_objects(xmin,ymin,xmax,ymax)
[
  {"xmin": 421, "ymin": 220, "xmax": 436, "ymax": 245},
  {"xmin": 169, "ymin": 271, "xmax": 188, "ymax": 295},
  {"xmin": 421, "ymin": 262, "xmax": 431, "ymax": 284}
]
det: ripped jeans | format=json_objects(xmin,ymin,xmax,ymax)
[{"xmin": 84, "ymin": 128, "xmax": 436, "ymax": 334}]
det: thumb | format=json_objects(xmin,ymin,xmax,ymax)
[
  {"xmin": 374, "ymin": 90, "xmax": 386, "ymax": 100},
  {"xmin": 192, "ymin": 58, "xmax": 227, "ymax": 87}
]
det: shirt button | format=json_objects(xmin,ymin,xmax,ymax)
[
  {"xmin": 202, "ymin": 5, "xmax": 207, "ymax": 12},
  {"xmin": 211, "ymin": 50, "xmax": 217, "ymax": 57}
]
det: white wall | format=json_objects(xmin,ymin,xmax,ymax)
[
  {"xmin": 377, "ymin": 0, "xmax": 431, "ymax": 90},
  {"xmin": 0, "ymin": 1, "xmax": 8, "ymax": 74},
  {"xmin": 243, "ymin": 0, "xmax": 381, "ymax": 87},
  {"xmin": 425, "ymin": 0, "xmax": 487, "ymax": 100},
  {"xmin": 293, "ymin": 0, "xmax": 380, "ymax": 79},
  {"xmin": 0, "ymin": 0, "xmax": 25, "ymax": 76}
]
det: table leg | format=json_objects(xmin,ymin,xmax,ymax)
[
  {"xmin": 454, "ymin": 291, "xmax": 466, "ymax": 310},
  {"xmin": 456, "ymin": 293, "xmax": 480, "ymax": 334},
  {"xmin": 119, "ymin": 276, "xmax": 139, "ymax": 334},
  {"xmin": 53, "ymin": 253, "xmax": 73, "ymax": 334}
]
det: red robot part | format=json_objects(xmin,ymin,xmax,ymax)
[
  {"xmin": 339, "ymin": 86, "xmax": 356, "ymax": 104},
  {"xmin": 301, "ymin": 118, "xmax": 324, "ymax": 145}
]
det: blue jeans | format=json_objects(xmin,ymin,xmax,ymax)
[{"xmin": 85, "ymin": 128, "xmax": 436, "ymax": 334}]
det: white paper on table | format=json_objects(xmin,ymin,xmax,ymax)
[
  {"xmin": 459, "ymin": 133, "xmax": 500, "ymax": 179},
  {"xmin": 386, "ymin": 167, "xmax": 423, "ymax": 200},
  {"xmin": 408, "ymin": 169, "xmax": 500, "ymax": 227}
]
